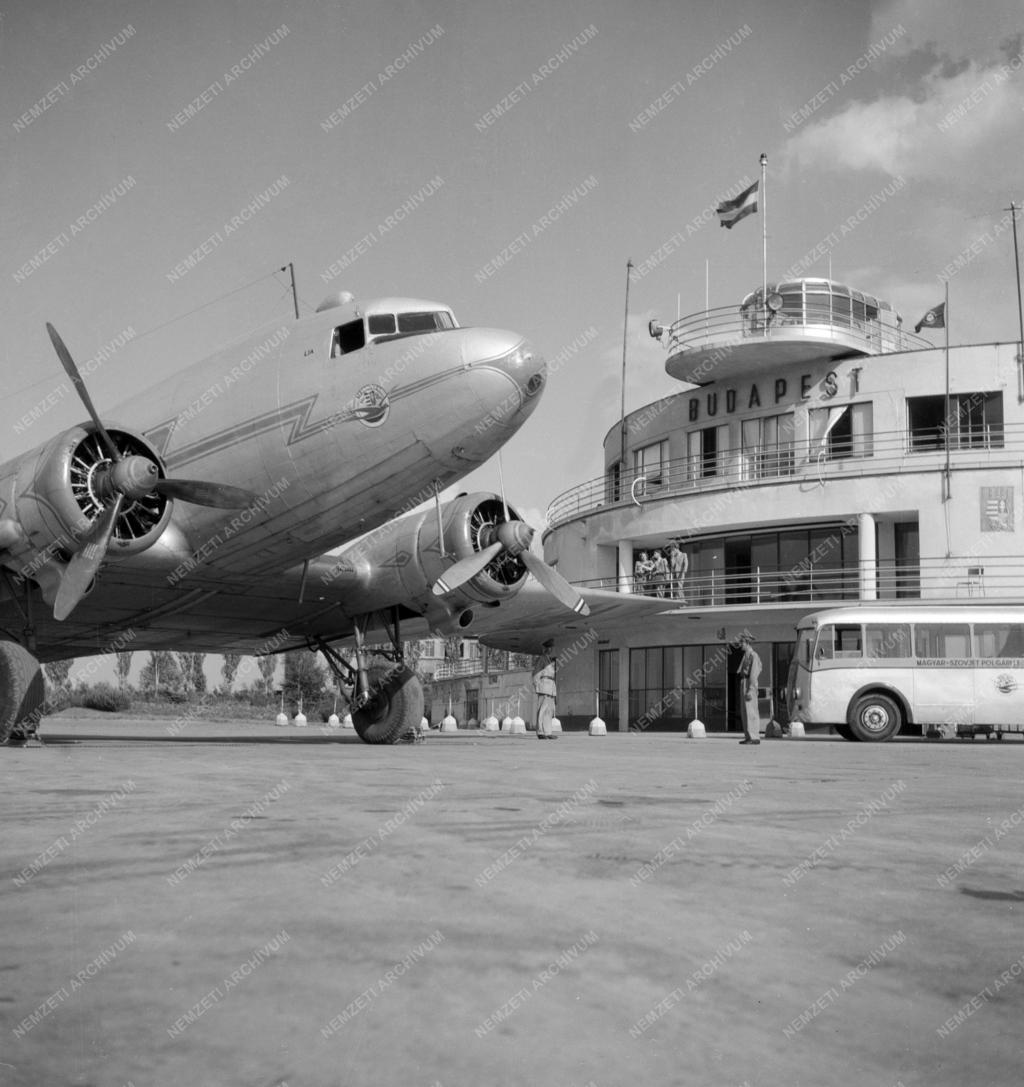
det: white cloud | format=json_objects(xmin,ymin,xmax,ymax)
[{"xmin": 786, "ymin": 53, "xmax": 1024, "ymax": 178}]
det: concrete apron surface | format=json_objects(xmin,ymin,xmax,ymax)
[{"xmin": 3, "ymin": 719, "xmax": 1023, "ymax": 1087}]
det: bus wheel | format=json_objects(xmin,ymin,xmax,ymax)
[
  {"xmin": 848, "ymin": 693, "xmax": 901, "ymax": 742},
  {"xmin": 834, "ymin": 724, "xmax": 855, "ymax": 741}
]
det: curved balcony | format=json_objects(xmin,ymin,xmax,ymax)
[
  {"xmin": 662, "ymin": 281, "xmax": 934, "ymax": 383},
  {"xmin": 546, "ymin": 423, "xmax": 1024, "ymax": 529},
  {"xmin": 568, "ymin": 556, "xmax": 1024, "ymax": 605}
]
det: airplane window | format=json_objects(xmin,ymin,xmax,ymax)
[
  {"xmin": 332, "ymin": 319, "xmax": 365, "ymax": 357},
  {"xmin": 368, "ymin": 314, "xmax": 396, "ymax": 335},
  {"xmin": 397, "ymin": 311, "xmax": 454, "ymax": 333}
]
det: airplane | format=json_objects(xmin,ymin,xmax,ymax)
[{"xmin": 0, "ymin": 289, "xmax": 647, "ymax": 746}]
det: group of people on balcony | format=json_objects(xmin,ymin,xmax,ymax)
[{"xmin": 634, "ymin": 544, "xmax": 688, "ymax": 599}]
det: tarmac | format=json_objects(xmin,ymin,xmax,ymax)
[{"xmin": 3, "ymin": 716, "xmax": 1024, "ymax": 1087}]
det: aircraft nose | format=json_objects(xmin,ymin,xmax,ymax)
[{"xmin": 462, "ymin": 328, "xmax": 546, "ymax": 422}]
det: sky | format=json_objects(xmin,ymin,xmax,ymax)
[{"xmin": 2, "ymin": 0, "xmax": 1023, "ymax": 679}]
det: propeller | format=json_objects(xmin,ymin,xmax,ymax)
[
  {"xmin": 45, "ymin": 322, "xmax": 260, "ymax": 619},
  {"xmin": 54, "ymin": 495, "xmax": 124, "ymax": 621},
  {"xmin": 432, "ymin": 517, "xmax": 590, "ymax": 616}
]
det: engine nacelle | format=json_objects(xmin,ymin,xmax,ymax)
[
  {"xmin": 1, "ymin": 424, "xmax": 172, "ymax": 583},
  {"xmin": 327, "ymin": 493, "xmax": 530, "ymax": 629}
]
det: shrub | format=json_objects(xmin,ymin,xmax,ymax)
[{"xmin": 78, "ymin": 683, "xmax": 132, "ymax": 713}]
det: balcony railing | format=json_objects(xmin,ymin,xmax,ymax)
[
  {"xmin": 433, "ymin": 659, "xmax": 484, "ymax": 679},
  {"xmin": 665, "ymin": 301, "xmax": 934, "ymax": 360},
  {"xmin": 547, "ymin": 424, "xmax": 1024, "ymax": 529},
  {"xmin": 572, "ymin": 556, "xmax": 1024, "ymax": 603}
]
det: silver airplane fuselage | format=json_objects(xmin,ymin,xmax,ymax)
[{"xmin": 106, "ymin": 295, "xmax": 545, "ymax": 580}]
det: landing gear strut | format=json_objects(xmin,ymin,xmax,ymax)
[{"xmin": 315, "ymin": 607, "xmax": 423, "ymax": 744}]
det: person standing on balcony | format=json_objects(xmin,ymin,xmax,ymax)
[
  {"xmin": 634, "ymin": 551, "xmax": 653, "ymax": 595},
  {"xmin": 653, "ymin": 549, "xmax": 670, "ymax": 597},
  {"xmin": 533, "ymin": 640, "xmax": 558, "ymax": 739},
  {"xmin": 737, "ymin": 633, "xmax": 762, "ymax": 745},
  {"xmin": 668, "ymin": 543, "xmax": 689, "ymax": 600}
]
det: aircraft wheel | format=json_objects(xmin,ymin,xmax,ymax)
[
  {"xmin": 847, "ymin": 693, "xmax": 901, "ymax": 743},
  {"xmin": 353, "ymin": 663, "xmax": 423, "ymax": 744},
  {"xmin": 0, "ymin": 641, "xmax": 46, "ymax": 745}
]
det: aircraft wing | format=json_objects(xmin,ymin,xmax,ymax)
[{"xmin": 463, "ymin": 579, "xmax": 681, "ymax": 655}]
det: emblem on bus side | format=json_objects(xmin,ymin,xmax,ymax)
[
  {"xmin": 995, "ymin": 673, "xmax": 1017, "ymax": 694},
  {"xmin": 353, "ymin": 384, "xmax": 390, "ymax": 427}
]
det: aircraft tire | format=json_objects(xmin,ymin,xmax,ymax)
[
  {"xmin": 0, "ymin": 641, "xmax": 45, "ymax": 745},
  {"xmin": 353, "ymin": 662, "xmax": 423, "ymax": 744}
]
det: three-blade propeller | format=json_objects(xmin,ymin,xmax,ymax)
[
  {"xmin": 432, "ymin": 517, "xmax": 590, "ymax": 616},
  {"xmin": 46, "ymin": 323, "xmax": 258, "ymax": 620}
]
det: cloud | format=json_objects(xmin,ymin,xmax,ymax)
[
  {"xmin": 869, "ymin": 0, "xmax": 1023, "ymax": 64},
  {"xmin": 786, "ymin": 55, "xmax": 1024, "ymax": 178}
]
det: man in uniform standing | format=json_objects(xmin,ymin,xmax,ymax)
[
  {"xmin": 737, "ymin": 633, "xmax": 762, "ymax": 745},
  {"xmin": 533, "ymin": 640, "xmax": 558, "ymax": 740}
]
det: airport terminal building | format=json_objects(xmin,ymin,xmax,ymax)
[{"xmin": 542, "ymin": 278, "xmax": 1024, "ymax": 731}]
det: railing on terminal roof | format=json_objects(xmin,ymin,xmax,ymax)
[
  {"xmin": 571, "ymin": 556, "xmax": 1024, "ymax": 604},
  {"xmin": 664, "ymin": 291, "xmax": 934, "ymax": 359},
  {"xmin": 546, "ymin": 423, "xmax": 1024, "ymax": 528}
]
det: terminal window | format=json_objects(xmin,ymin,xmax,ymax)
[
  {"xmin": 634, "ymin": 440, "xmax": 669, "ymax": 491},
  {"xmin": 809, "ymin": 402, "xmax": 873, "ymax": 460},
  {"xmin": 907, "ymin": 392, "xmax": 1003, "ymax": 451}
]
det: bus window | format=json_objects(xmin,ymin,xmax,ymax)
[
  {"xmin": 332, "ymin": 319, "xmax": 365, "ymax": 357},
  {"xmin": 368, "ymin": 314, "xmax": 396, "ymax": 336},
  {"xmin": 974, "ymin": 623, "xmax": 1024, "ymax": 659},
  {"xmin": 915, "ymin": 623, "xmax": 971, "ymax": 658},
  {"xmin": 815, "ymin": 623, "xmax": 862, "ymax": 659},
  {"xmin": 865, "ymin": 623, "xmax": 912, "ymax": 659}
]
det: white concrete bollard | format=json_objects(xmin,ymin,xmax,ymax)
[
  {"xmin": 294, "ymin": 712, "xmax": 307, "ymax": 727},
  {"xmin": 589, "ymin": 716, "xmax": 607, "ymax": 735},
  {"xmin": 482, "ymin": 716, "xmax": 500, "ymax": 732},
  {"xmin": 441, "ymin": 714, "xmax": 458, "ymax": 732},
  {"xmin": 327, "ymin": 713, "xmax": 341, "ymax": 728},
  {"xmin": 687, "ymin": 719, "xmax": 706, "ymax": 738},
  {"xmin": 511, "ymin": 716, "xmax": 526, "ymax": 733},
  {"xmin": 789, "ymin": 721, "xmax": 806, "ymax": 738},
  {"xmin": 275, "ymin": 712, "xmax": 289, "ymax": 727},
  {"xmin": 420, "ymin": 716, "xmax": 430, "ymax": 731},
  {"xmin": 549, "ymin": 716, "xmax": 562, "ymax": 733},
  {"xmin": 342, "ymin": 713, "xmax": 354, "ymax": 729},
  {"xmin": 500, "ymin": 716, "xmax": 514, "ymax": 732}
]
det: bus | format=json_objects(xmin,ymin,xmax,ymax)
[{"xmin": 786, "ymin": 606, "xmax": 1024, "ymax": 742}]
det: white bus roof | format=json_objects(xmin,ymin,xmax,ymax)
[{"xmin": 795, "ymin": 605, "xmax": 1024, "ymax": 629}]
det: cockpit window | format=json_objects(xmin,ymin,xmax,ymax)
[
  {"xmin": 397, "ymin": 311, "xmax": 455, "ymax": 333},
  {"xmin": 367, "ymin": 314, "xmax": 396, "ymax": 335},
  {"xmin": 332, "ymin": 319, "xmax": 365, "ymax": 357}
]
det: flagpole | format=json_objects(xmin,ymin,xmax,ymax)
[
  {"xmin": 619, "ymin": 260, "xmax": 633, "ymax": 484},
  {"xmin": 760, "ymin": 152, "xmax": 768, "ymax": 327},
  {"xmin": 1006, "ymin": 200, "xmax": 1024, "ymax": 403},
  {"xmin": 943, "ymin": 278, "xmax": 951, "ymax": 500},
  {"xmin": 705, "ymin": 259, "xmax": 709, "ymax": 338}
]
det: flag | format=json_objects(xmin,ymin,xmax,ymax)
[
  {"xmin": 914, "ymin": 302, "xmax": 945, "ymax": 333},
  {"xmin": 716, "ymin": 180, "xmax": 759, "ymax": 229}
]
